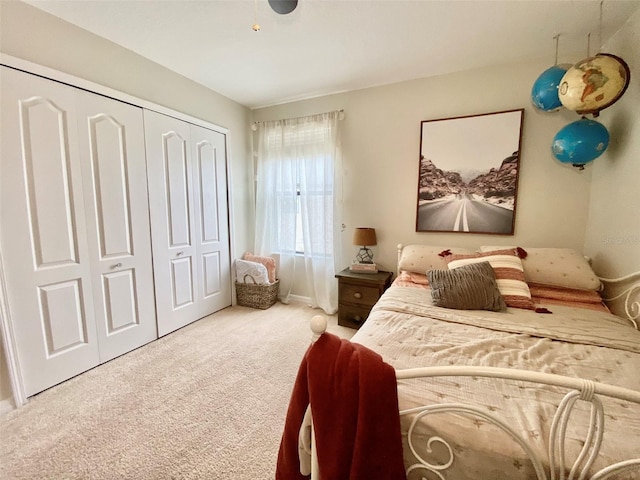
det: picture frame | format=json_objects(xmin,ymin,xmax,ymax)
[{"xmin": 415, "ymin": 108, "xmax": 524, "ymax": 235}]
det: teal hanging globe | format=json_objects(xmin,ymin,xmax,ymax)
[
  {"xmin": 531, "ymin": 64, "xmax": 571, "ymax": 112},
  {"xmin": 551, "ymin": 118, "xmax": 609, "ymax": 168}
]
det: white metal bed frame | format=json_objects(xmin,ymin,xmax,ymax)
[{"xmin": 306, "ymin": 264, "xmax": 640, "ymax": 480}]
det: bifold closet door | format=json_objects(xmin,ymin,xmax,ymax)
[
  {"xmin": 144, "ymin": 110, "xmax": 231, "ymax": 337},
  {"xmin": 75, "ymin": 90, "xmax": 157, "ymax": 362},
  {"xmin": 0, "ymin": 67, "xmax": 157, "ymax": 397},
  {"xmin": 190, "ymin": 124, "xmax": 232, "ymax": 321},
  {"xmin": 0, "ymin": 67, "xmax": 100, "ymax": 397}
]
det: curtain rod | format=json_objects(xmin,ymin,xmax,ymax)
[{"xmin": 251, "ymin": 109, "xmax": 344, "ymax": 130}]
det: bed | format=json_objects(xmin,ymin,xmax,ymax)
[{"xmin": 280, "ymin": 244, "xmax": 640, "ymax": 480}]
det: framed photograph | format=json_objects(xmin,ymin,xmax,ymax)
[{"xmin": 415, "ymin": 109, "xmax": 524, "ymax": 235}]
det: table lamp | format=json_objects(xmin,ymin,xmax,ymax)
[{"xmin": 353, "ymin": 227, "xmax": 377, "ymax": 264}]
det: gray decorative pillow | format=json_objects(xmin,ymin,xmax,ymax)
[{"xmin": 427, "ymin": 261, "xmax": 507, "ymax": 312}]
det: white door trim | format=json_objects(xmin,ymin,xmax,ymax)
[
  {"xmin": 0, "ymin": 54, "xmax": 237, "ymax": 407},
  {"xmin": 223, "ymin": 132, "xmax": 238, "ymax": 306},
  {"xmin": 0, "ymin": 252, "xmax": 27, "ymax": 406}
]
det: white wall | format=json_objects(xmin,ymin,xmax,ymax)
[
  {"xmin": 3, "ymin": 0, "xmax": 636, "ymax": 406},
  {"xmin": 253, "ymin": 60, "xmax": 594, "ymax": 286},
  {"xmin": 583, "ymin": 10, "xmax": 640, "ymax": 278},
  {"xmin": 0, "ymin": 1, "xmax": 254, "ymax": 406}
]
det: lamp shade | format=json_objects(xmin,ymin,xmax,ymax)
[{"xmin": 353, "ymin": 228, "xmax": 377, "ymax": 246}]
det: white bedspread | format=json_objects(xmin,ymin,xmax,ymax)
[{"xmin": 352, "ymin": 286, "xmax": 640, "ymax": 480}]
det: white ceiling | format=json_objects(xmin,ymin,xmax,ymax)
[{"xmin": 24, "ymin": 0, "xmax": 640, "ymax": 109}]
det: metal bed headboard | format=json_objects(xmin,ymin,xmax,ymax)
[{"xmin": 395, "ymin": 243, "xmax": 640, "ymax": 330}]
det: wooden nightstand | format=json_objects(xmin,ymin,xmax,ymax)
[{"xmin": 335, "ymin": 268, "xmax": 393, "ymax": 329}]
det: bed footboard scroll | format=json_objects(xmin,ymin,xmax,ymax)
[
  {"xmin": 396, "ymin": 366, "xmax": 640, "ymax": 480},
  {"xmin": 307, "ymin": 317, "xmax": 640, "ymax": 480},
  {"xmin": 397, "ymin": 367, "xmax": 640, "ymax": 480}
]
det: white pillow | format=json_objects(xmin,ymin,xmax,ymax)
[
  {"xmin": 235, "ymin": 259, "xmax": 270, "ymax": 285},
  {"xmin": 398, "ymin": 245, "xmax": 475, "ymax": 274},
  {"xmin": 479, "ymin": 246, "xmax": 601, "ymax": 291}
]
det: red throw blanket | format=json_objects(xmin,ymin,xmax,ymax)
[{"xmin": 276, "ymin": 333, "xmax": 406, "ymax": 479}]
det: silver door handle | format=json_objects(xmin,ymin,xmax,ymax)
[
  {"xmin": 176, "ymin": 251, "xmax": 184, "ymax": 257},
  {"xmin": 112, "ymin": 263, "xmax": 122, "ymax": 269}
]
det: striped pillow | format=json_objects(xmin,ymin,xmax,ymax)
[
  {"xmin": 527, "ymin": 283, "xmax": 605, "ymax": 304},
  {"xmin": 446, "ymin": 249, "xmax": 535, "ymax": 310}
]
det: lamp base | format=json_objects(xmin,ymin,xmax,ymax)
[{"xmin": 355, "ymin": 247, "xmax": 374, "ymax": 264}]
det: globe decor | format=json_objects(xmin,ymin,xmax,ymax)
[
  {"xmin": 558, "ymin": 53, "xmax": 631, "ymax": 117},
  {"xmin": 551, "ymin": 118, "xmax": 610, "ymax": 170},
  {"xmin": 531, "ymin": 64, "xmax": 571, "ymax": 112}
]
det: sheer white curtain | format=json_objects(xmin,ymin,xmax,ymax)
[{"xmin": 254, "ymin": 111, "xmax": 342, "ymax": 314}]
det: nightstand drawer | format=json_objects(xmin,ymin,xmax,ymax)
[
  {"xmin": 338, "ymin": 304, "xmax": 370, "ymax": 329},
  {"xmin": 335, "ymin": 269, "xmax": 392, "ymax": 330},
  {"xmin": 339, "ymin": 283, "xmax": 379, "ymax": 307}
]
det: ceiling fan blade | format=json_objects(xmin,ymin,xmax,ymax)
[{"xmin": 268, "ymin": 0, "xmax": 298, "ymax": 15}]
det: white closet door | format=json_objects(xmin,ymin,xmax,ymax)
[
  {"xmin": 75, "ymin": 91, "xmax": 157, "ymax": 361},
  {"xmin": 0, "ymin": 67, "xmax": 100, "ymax": 396},
  {"xmin": 144, "ymin": 111, "xmax": 231, "ymax": 336},
  {"xmin": 144, "ymin": 110, "xmax": 199, "ymax": 336},
  {"xmin": 190, "ymin": 125, "xmax": 232, "ymax": 318}
]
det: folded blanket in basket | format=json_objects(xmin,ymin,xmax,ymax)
[
  {"xmin": 235, "ymin": 259, "xmax": 270, "ymax": 284},
  {"xmin": 276, "ymin": 333, "xmax": 406, "ymax": 480},
  {"xmin": 243, "ymin": 253, "xmax": 277, "ymax": 284}
]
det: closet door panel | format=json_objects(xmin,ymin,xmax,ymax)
[
  {"xmin": 171, "ymin": 257, "xmax": 195, "ymax": 307},
  {"xmin": 102, "ymin": 269, "xmax": 139, "ymax": 331},
  {"xmin": 191, "ymin": 125, "xmax": 231, "ymax": 317},
  {"xmin": 76, "ymin": 91, "xmax": 157, "ymax": 361},
  {"xmin": 0, "ymin": 67, "xmax": 99, "ymax": 397},
  {"xmin": 203, "ymin": 252, "xmax": 221, "ymax": 298},
  {"xmin": 144, "ymin": 110, "xmax": 198, "ymax": 336},
  {"xmin": 21, "ymin": 97, "xmax": 79, "ymax": 266},
  {"xmin": 39, "ymin": 280, "xmax": 90, "ymax": 354},
  {"xmin": 87, "ymin": 115, "xmax": 132, "ymax": 256},
  {"xmin": 165, "ymin": 132, "xmax": 192, "ymax": 247},
  {"xmin": 197, "ymin": 141, "xmax": 220, "ymax": 243}
]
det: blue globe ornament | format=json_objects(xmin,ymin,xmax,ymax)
[
  {"xmin": 551, "ymin": 118, "xmax": 610, "ymax": 168},
  {"xmin": 531, "ymin": 64, "xmax": 571, "ymax": 112}
]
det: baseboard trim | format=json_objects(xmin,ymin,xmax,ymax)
[
  {"xmin": 0, "ymin": 398, "xmax": 15, "ymax": 415},
  {"xmin": 287, "ymin": 294, "xmax": 312, "ymax": 305}
]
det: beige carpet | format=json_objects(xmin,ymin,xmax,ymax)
[{"xmin": 0, "ymin": 302, "xmax": 354, "ymax": 479}]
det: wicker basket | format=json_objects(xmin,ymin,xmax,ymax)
[{"xmin": 235, "ymin": 275, "xmax": 279, "ymax": 309}]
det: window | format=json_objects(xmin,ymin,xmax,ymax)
[
  {"xmin": 254, "ymin": 110, "xmax": 341, "ymax": 313},
  {"xmin": 261, "ymin": 121, "xmax": 334, "ymax": 257}
]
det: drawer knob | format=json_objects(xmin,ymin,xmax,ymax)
[
  {"xmin": 354, "ymin": 315, "xmax": 362, "ymax": 322},
  {"xmin": 353, "ymin": 292, "xmax": 362, "ymax": 299}
]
